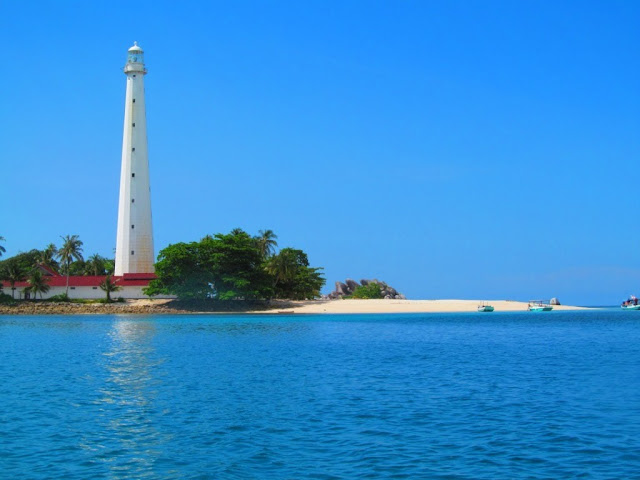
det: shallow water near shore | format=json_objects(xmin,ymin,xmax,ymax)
[{"xmin": 1, "ymin": 310, "xmax": 639, "ymax": 479}]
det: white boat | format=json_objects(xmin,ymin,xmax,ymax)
[
  {"xmin": 477, "ymin": 302, "xmax": 494, "ymax": 312},
  {"xmin": 621, "ymin": 296, "xmax": 640, "ymax": 309},
  {"xmin": 621, "ymin": 304, "xmax": 640, "ymax": 310},
  {"xmin": 528, "ymin": 301, "xmax": 553, "ymax": 312}
]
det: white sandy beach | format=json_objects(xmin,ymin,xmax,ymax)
[
  {"xmin": 122, "ymin": 298, "xmax": 588, "ymax": 314},
  {"xmin": 259, "ymin": 299, "xmax": 588, "ymax": 314}
]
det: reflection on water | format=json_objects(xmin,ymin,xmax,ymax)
[{"xmin": 92, "ymin": 318, "xmax": 171, "ymax": 478}]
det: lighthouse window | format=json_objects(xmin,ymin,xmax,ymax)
[
  {"xmin": 131, "ymin": 225, "xmax": 135, "ymax": 229},
  {"xmin": 132, "ymin": 123, "xmax": 136, "ymax": 127},
  {"xmin": 132, "ymin": 147, "xmax": 135, "ymax": 152},
  {"xmin": 131, "ymin": 199, "xmax": 135, "ymax": 203},
  {"xmin": 133, "ymin": 99, "xmax": 136, "ymax": 103},
  {"xmin": 133, "ymin": 75, "xmax": 136, "ymax": 78},
  {"xmin": 132, "ymin": 173, "xmax": 135, "ymax": 177},
  {"xmin": 131, "ymin": 251, "xmax": 135, "ymax": 255}
]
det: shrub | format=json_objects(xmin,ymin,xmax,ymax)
[
  {"xmin": 351, "ymin": 283, "xmax": 384, "ymax": 299},
  {"xmin": 0, "ymin": 293, "xmax": 14, "ymax": 304},
  {"xmin": 48, "ymin": 293, "xmax": 71, "ymax": 302}
]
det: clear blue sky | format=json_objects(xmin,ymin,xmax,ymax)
[{"xmin": 1, "ymin": 1, "xmax": 638, "ymax": 305}]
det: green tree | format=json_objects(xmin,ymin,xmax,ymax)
[
  {"xmin": 38, "ymin": 243, "xmax": 59, "ymax": 270},
  {"xmin": 255, "ymin": 229, "xmax": 278, "ymax": 259},
  {"xmin": 266, "ymin": 248, "xmax": 298, "ymax": 286},
  {"xmin": 266, "ymin": 248, "xmax": 325, "ymax": 300},
  {"xmin": 205, "ymin": 230, "xmax": 274, "ymax": 300},
  {"xmin": 145, "ymin": 230, "xmax": 273, "ymax": 300},
  {"xmin": 104, "ymin": 259, "xmax": 115, "ymax": 275},
  {"xmin": 86, "ymin": 254, "xmax": 107, "ymax": 276},
  {"xmin": 100, "ymin": 275, "xmax": 122, "ymax": 302},
  {"xmin": 145, "ymin": 229, "xmax": 324, "ymax": 301},
  {"xmin": 57, "ymin": 235, "xmax": 84, "ymax": 296},
  {"xmin": 0, "ymin": 249, "xmax": 41, "ymax": 278},
  {"xmin": 144, "ymin": 241, "xmax": 212, "ymax": 299},
  {"xmin": 27, "ymin": 269, "xmax": 50, "ymax": 300},
  {"xmin": 6, "ymin": 264, "xmax": 25, "ymax": 299}
]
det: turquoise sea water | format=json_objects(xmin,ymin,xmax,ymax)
[{"xmin": 1, "ymin": 310, "xmax": 639, "ymax": 479}]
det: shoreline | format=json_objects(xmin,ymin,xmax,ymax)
[
  {"xmin": 0, "ymin": 298, "xmax": 592, "ymax": 315},
  {"xmin": 256, "ymin": 299, "xmax": 590, "ymax": 314}
]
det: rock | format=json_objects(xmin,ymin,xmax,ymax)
[
  {"xmin": 335, "ymin": 282, "xmax": 349, "ymax": 296},
  {"xmin": 550, "ymin": 297, "xmax": 561, "ymax": 305},
  {"xmin": 329, "ymin": 278, "xmax": 405, "ymax": 300},
  {"xmin": 345, "ymin": 279, "xmax": 360, "ymax": 293}
]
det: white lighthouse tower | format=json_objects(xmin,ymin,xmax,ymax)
[{"xmin": 114, "ymin": 42, "xmax": 155, "ymax": 275}]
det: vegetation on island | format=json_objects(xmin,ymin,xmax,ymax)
[
  {"xmin": 100, "ymin": 275, "xmax": 122, "ymax": 302},
  {"xmin": 0, "ymin": 238, "xmax": 114, "ymax": 280},
  {"xmin": 349, "ymin": 283, "xmax": 385, "ymax": 299},
  {"xmin": 0, "ymin": 229, "xmax": 324, "ymax": 303},
  {"xmin": 58, "ymin": 235, "xmax": 84, "ymax": 296},
  {"xmin": 27, "ymin": 270, "xmax": 51, "ymax": 299},
  {"xmin": 0, "ymin": 234, "xmax": 116, "ymax": 302},
  {"xmin": 144, "ymin": 228, "xmax": 325, "ymax": 300}
]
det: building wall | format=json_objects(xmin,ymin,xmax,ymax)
[{"xmin": 6, "ymin": 285, "xmax": 172, "ymax": 300}]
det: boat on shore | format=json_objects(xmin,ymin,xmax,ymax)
[
  {"xmin": 528, "ymin": 301, "xmax": 553, "ymax": 312},
  {"xmin": 477, "ymin": 302, "xmax": 494, "ymax": 312}
]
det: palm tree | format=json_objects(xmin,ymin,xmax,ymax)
[
  {"xmin": 6, "ymin": 264, "xmax": 25, "ymax": 299},
  {"xmin": 38, "ymin": 243, "xmax": 59, "ymax": 269},
  {"xmin": 265, "ymin": 249, "xmax": 297, "ymax": 286},
  {"xmin": 86, "ymin": 254, "xmax": 106, "ymax": 276},
  {"xmin": 57, "ymin": 235, "xmax": 84, "ymax": 296},
  {"xmin": 100, "ymin": 275, "xmax": 122, "ymax": 302},
  {"xmin": 104, "ymin": 259, "xmax": 115, "ymax": 275},
  {"xmin": 27, "ymin": 270, "xmax": 50, "ymax": 300},
  {"xmin": 0, "ymin": 236, "xmax": 5, "ymax": 258},
  {"xmin": 256, "ymin": 229, "xmax": 278, "ymax": 259}
]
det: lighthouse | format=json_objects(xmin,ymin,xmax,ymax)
[{"xmin": 114, "ymin": 42, "xmax": 155, "ymax": 275}]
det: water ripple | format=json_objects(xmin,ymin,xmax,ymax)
[{"xmin": 0, "ymin": 311, "xmax": 639, "ymax": 478}]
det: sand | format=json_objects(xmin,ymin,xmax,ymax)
[
  {"xmin": 0, "ymin": 298, "xmax": 587, "ymax": 315},
  {"xmin": 257, "ymin": 299, "xmax": 588, "ymax": 314}
]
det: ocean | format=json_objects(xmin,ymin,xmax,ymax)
[{"xmin": 1, "ymin": 310, "xmax": 638, "ymax": 479}]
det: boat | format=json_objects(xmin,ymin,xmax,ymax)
[
  {"xmin": 477, "ymin": 302, "xmax": 494, "ymax": 312},
  {"xmin": 621, "ymin": 296, "xmax": 640, "ymax": 310},
  {"xmin": 621, "ymin": 304, "xmax": 640, "ymax": 310},
  {"xmin": 528, "ymin": 301, "xmax": 553, "ymax": 312}
]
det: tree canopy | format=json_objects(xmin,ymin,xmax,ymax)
[
  {"xmin": 145, "ymin": 229, "xmax": 324, "ymax": 300},
  {"xmin": 266, "ymin": 248, "xmax": 325, "ymax": 300}
]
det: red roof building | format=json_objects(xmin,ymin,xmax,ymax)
[{"xmin": 1, "ymin": 266, "xmax": 162, "ymax": 300}]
